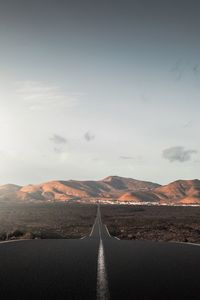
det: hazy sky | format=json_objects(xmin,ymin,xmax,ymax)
[{"xmin": 0, "ymin": 0, "xmax": 200, "ymax": 185}]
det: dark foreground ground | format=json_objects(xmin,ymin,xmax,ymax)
[
  {"xmin": 1, "ymin": 206, "xmax": 200, "ymax": 300},
  {"xmin": 101, "ymin": 204, "xmax": 200, "ymax": 243},
  {"xmin": 1, "ymin": 202, "xmax": 200, "ymax": 244},
  {"xmin": 0, "ymin": 202, "xmax": 97, "ymax": 240}
]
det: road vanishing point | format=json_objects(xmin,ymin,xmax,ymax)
[{"xmin": 1, "ymin": 204, "xmax": 200, "ymax": 299}]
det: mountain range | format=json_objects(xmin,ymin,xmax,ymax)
[{"xmin": 0, "ymin": 176, "xmax": 200, "ymax": 205}]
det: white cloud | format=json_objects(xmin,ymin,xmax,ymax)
[
  {"xmin": 50, "ymin": 134, "xmax": 67, "ymax": 145},
  {"xmin": 120, "ymin": 156, "xmax": 134, "ymax": 160},
  {"xmin": 15, "ymin": 81, "xmax": 78, "ymax": 110},
  {"xmin": 163, "ymin": 146, "xmax": 197, "ymax": 162},
  {"xmin": 84, "ymin": 131, "xmax": 95, "ymax": 142},
  {"xmin": 49, "ymin": 134, "xmax": 68, "ymax": 158}
]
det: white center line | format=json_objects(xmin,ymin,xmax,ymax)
[
  {"xmin": 97, "ymin": 239, "xmax": 110, "ymax": 300},
  {"xmin": 90, "ymin": 217, "xmax": 97, "ymax": 237},
  {"xmin": 96, "ymin": 205, "xmax": 110, "ymax": 300}
]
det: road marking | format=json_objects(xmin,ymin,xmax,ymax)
[
  {"xmin": 80, "ymin": 236, "xmax": 86, "ymax": 240},
  {"xmin": 90, "ymin": 217, "xmax": 97, "ymax": 237},
  {"xmin": 104, "ymin": 225, "xmax": 111, "ymax": 238},
  {"xmin": 114, "ymin": 236, "xmax": 120, "ymax": 240},
  {"xmin": 173, "ymin": 241, "xmax": 200, "ymax": 247},
  {"xmin": 96, "ymin": 204, "xmax": 110, "ymax": 300},
  {"xmin": 98, "ymin": 220, "xmax": 102, "ymax": 239},
  {"xmin": 186, "ymin": 242, "xmax": 200, "ymax": 246},
  {"xmin": 97, "ymin": 239, "xmax": 110, "ymax": 300},
  {"xmin": 0, "ymin": 239, "xmax": 29, "ymax": 244}
]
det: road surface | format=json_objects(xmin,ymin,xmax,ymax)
[{"xmin": 1, "ymin": 205, "xmax": 200, "ymax": 299}]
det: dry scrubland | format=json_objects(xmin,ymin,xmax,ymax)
[
  {"xmin": 0, "ymin": 202, "xmax": 97, "ymax": 241},
  {"xmin": 1, "ymin": 202, "xmax": 200, "ymax": 243},
  {"xmin": 101, "ymin": 205, "xmax": 200, "ymax": 243}
]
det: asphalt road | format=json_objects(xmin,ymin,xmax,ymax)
[
  {"xmin": 1, "ymin": 205, "xmax": 200, "ymax": 300},
  {"xmin": 0, "ymin": 239, "xmax": 99, "ymax": 300},
  {"xmin": 104, "ymin": 239, "xmax": 200, "ymax": 300}
]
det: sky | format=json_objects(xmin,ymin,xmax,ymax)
[{"xmin": 0, "ymin": 0, "xmax": 200, "ymax": 185}]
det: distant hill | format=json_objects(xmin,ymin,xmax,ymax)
[
  {"xmin": 118, "ymin": 179, "xmax": 200, "ymax": 205},
  {"xmin": 102, "ymin": 176, "xmax": 159, "ymax": 191},
  {"xmin": 0, "ymin": 176, "xmax": 160, "ymax": 202},
  {"xmin": 0, "ymin": 184, "xmax": 22, "ymax": 201},
  {"xmin": 0, "ymin": 176, "xmax": 200, "ymax": 205},
  {"xmin": 118, "ymin": 191, "xmax": 160, "ymax": 203},
  {"xmin": 155, "ymin": 180, "xmax": 200, "ymax": 204}
]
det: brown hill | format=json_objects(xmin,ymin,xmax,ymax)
[
  {"xmin": 118, "ymin": 179, "xmax": 200, "ymax": 204},
  {"xmin": 118, "ymin": 191, "xmax": 160, "ymax": 203},
  {"xmin": 155, "ymin": 179, "xmax": 200, "ymax": 204},
  {"xmin": 1, "ymin": 177, "xmax": 200, "ymax": 205},
  {"xmin": 17, "ymin": 180, "xmax": 92, "ymax": 201},
  {"xmin": 0, "ymin": 176, "xmax": 160, "ymax": 202},
  {"xmin": 102, "ymin": 176, "xmax": 159, "ymax": 191},
  {"xmin": 0, "ymin": 184, "xmax": 21, "ymax": 201}
]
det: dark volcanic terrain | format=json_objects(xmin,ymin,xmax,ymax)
[
  {"xmin": 101, "ymin": 204, "xmax": 200, "ymax": 243},
  {"xmin": 0, "ymin": 202, "xmax": 96, "ymax": 241}
]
